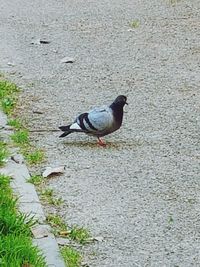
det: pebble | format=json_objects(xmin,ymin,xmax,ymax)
[{"xmin": 56, "ymin": 237, "xmax": 71, "ymax": 246}]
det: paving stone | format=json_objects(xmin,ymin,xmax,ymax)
[
  {"xmin": 33, "ymin": 235, "xmax": 66, "ymax": 267},
  {"xmin": 20, "ymin": 202, "xmax": 46, "ymax": 223},
  {"xmin": 13, "ymin": 183, "xmax": 40, "ymax": 203},
  {"xmin": 0, "ymin": 110, "xmax": 7, "ymax": 127},
  {"xmin": 31, "ymin": 224, "xmax": 51, "ymax": 239},
  {"xmin": 1, "ymin": 160, "xmax": 30, "ymax": 181},
  {"xmin": 1, "ymin": 160, "xmax": 40, "ymax": 203},
  {"xmin": 11, "ymin": 153, "xmax": 24, "ymax": 164}
]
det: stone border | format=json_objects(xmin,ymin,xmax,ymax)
[{"xmin": 0, "ymin": 110, "xmax": 65, "ymax": 267}]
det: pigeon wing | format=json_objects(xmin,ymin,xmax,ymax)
[{"xmin": 87, "ymin": 106, "xmax": 113, "ymax": 134}]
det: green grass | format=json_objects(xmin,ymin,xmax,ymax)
[
  {"xmin": 27, "ymin": 175, "xmax": 43, "ymax": 186},
  {"xmin": 10, "ymin": 130, "xmax": 45, "ymax": 166},
  {"xmin": 41, "ymin": 188, "xmax": 53, "ymax": 198},
  {"xmin": 61, "ymin": 246, "xmax": 81, "ymax": 267},
  {"xmin": 46, "ymin": 214, "xmax": 67, "ymax": 232},
  {"xmin": 11, "ymin": 130, "xmax": 29, "ymax": 145},
  {"xmin": 0, "ymin": 174, "xmax": 46, "ymax": 267},
  {"xmin": 69, "ymin": 226, "xmax": 91, "ymax": 244},
  {"xmin": 40, "ymin": 188, "xmax": 63, "ymax": 206},
  {"xmin": 0, "ymin": 80, "xmax": 19, "ymax": 114},
  {"xmin": 169, "ymin": 215, "xmax": 174, "ymax": 224},
  {"xmin": 130, "ymin": 19, "xmax": 140, "ymax": 28},
  {"xmin": 7, "ymin": 118, "xmax": 22, "ymax": 130},
  {"xmin": 46, "ymin": 214, "xmax": 90, "ymax": 244},
  {"xmin": 0, "ymin": 79, "xmax": 45, "ymax": 167},
  {"xmin": 1, "ymin": 97, "xmax": 15, "ymax": 114},
  {"xmin": 0, "ymin": 235, "xmax": 45, "ymax": 267},
  {"xmin": 169, "ymin": 0, "xmax": 181, "ymax": 5},
  {"xmin": 25, "ymin": 149, "xmax": 45, "ymax": 165},
  {"xmin": 0, "ymin": 80, "xmax": 19, "ymax": 98},
  {"xmin": 46, "ymin": 214, "xmax": 69, "ymax": 237},
  {"xmin": 0, "ymin": 141, "xmax": 8, "ymax": 166}
]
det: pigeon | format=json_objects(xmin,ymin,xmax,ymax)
[{"xmin": 59, "ymin": 95, "xmax": 128, "ymax": 146}]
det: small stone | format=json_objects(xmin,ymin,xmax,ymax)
[
  {"xmin": 31, "ymin": 39, "xmax": 50, "ymax": 45},
  {"xmin": 10, "ymin": 71, "xmax": 17, "ymax": 75},
  {"xmin": 39, "ymin": 40, "xmax": 51, "ymax": 44},
  {"xmin": 93, "ymin": 236, "xmax": 104, "ymax": 242},
  {"xmin": 33, "ymin": 110, "xmax": 44, "ymax": 114},
  {"xmin": 81, "ymin": 262, "xmax": 90, "ymax": 267},
  {"xmin": 56, "ymin": 237, "xmax": 71, "ymax": 246},
  {"xmin": 85, "ymin": 166, "xmax": 90, "ymax": 169},
  {"xmin": 7, "ymin": 62, "xmax": 15, "ymax": 66},
  {"xmin": 60, "ymin": 56, "xmax": 75, "ymax": 63}
]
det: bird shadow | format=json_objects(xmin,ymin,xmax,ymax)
[{"xmin": 62, "ymin": 140, "xmax": 141, "ymax": 149}]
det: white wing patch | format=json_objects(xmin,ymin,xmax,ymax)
[{"xmin": 70, "ymin": 122, "xmax": 82, "ymax": 130}]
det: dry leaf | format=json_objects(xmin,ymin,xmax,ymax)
[
  {"xmin": 42, "ymin": 166, "xmax": 65, "ymax": 178},
  {"xmin": 60, "ymin": 56, "xmax": 74, "ymax": 63}
]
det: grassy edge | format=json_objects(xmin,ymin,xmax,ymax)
[
  {"xmin": 0, "ymin": 78, "xmax": 92, "ymax": 267},
  {"xmin": 0, "ymin": 79, "xmax": 47, "ymax": 266},
  {"xmin": 0, "ymin": 79, "xmax": 45, "ymax": 165},
  {"xmin": 61, "ymin": 246, "xmax": 82, "ymax": 267},
  {"xmin": 46, "ymin": 214, "xmax": 91, "ymax": 245},
  {"xmin": 0, "ymin": 173, "xmax": 46, "ymax": 266}
]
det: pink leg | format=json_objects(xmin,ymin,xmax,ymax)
[{"xmin": 97, "ymin": 137, "xmax": 106, "ymax": 147}]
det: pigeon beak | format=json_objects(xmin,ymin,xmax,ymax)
[{"xmin": 125, "ymin": 102, "xmax": 128, "ymax": 105}]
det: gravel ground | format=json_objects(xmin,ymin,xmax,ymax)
[{"xmin": 0, "ymin": 0, "xmax": 200, "ymax": 266}]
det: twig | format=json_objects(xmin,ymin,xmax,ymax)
[
  {"xmin": 29, "ymin": 129, "xmax": 60, "ymax": 132},
  {"xmin": 1, "ymin": 128, "xmax": 60, "ymax": 132}
]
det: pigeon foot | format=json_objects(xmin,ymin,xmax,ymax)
[{"xmin": 97, "ymin": 138, "xmax": 106, "ymax": 147}]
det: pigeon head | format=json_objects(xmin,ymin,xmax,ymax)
[{"xmin": 112, "ymin": 95, "xmax": 128, "ymax": 107}]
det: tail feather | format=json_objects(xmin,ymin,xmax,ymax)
[
  {"xmin": 59, "ymin": 131, "xmax": 72, "ymax": 138},
  {"xmin": 59, "ymin": 125, "xmax": 72, "ymax": 138},
  {"xmin": 59, "ymin": 125, "xmax": 71, "ymax": 131},
  {"xmin": 59, "ymin": 124, "xmax": 86, "ymax": 138}
]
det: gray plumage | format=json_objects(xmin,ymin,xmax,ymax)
[{"xmin": 59, "ymin": 95, "xmax": 128, "ymax": 144}]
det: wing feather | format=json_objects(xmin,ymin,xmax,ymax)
[{"xmin": 87, "ymin": 106, "xmax": 113, "ymax": 133}]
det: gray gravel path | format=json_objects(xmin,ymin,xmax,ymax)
[{"xmin": 0, "ymin": 0, "xmax": 200, "ymax": 266}]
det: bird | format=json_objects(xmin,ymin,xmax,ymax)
[{"xmin": 59, "ymin": 95, "xmax": 128, "ymax": 146}]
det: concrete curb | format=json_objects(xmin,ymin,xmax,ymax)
[{"xmin": 0, "ymin": 111, "xmax": 66, "ymax": 267}]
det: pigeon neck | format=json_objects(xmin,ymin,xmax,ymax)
[{"xmin": 110, "ymin": 102, "xmax": 124, "ymax": 124}]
